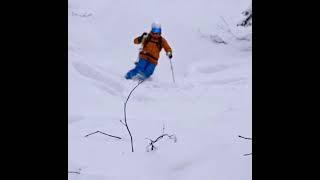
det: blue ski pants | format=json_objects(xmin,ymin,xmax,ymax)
[{"xmin": 125, "ymin": 58, "xmax": 156, "ymax": 80}]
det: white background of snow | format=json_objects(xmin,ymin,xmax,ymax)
[{"xmin": 68, "ymin": 0, "xmax": 252, "ymax": 179}]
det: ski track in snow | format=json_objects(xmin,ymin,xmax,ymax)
[{"xmin": 72, "ymin": 61, "xmax": 125, "ymax": 96}]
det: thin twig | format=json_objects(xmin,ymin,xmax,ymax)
[
  {"xmin": 244, "ymin": 153, "xmax": 252, "ymax": 156},
  {"xmin": 85, "ymin": 131, "xmax": 122, "ymax": 139},
  {"xmin": 119, "ymin": 120, "xmax": 126, "ymax": 126},
  {"xmin": 238, "ymin": 14, "xmax": 252, "ymax": 27},
  {"xmin": 162, "ymin": 123, "xmax": 165, "ymax": 134},
  {"xmin": 124, "ymin": 79, "xmax": 145, "ymax": 152},
  {"xmin": 146, "ymin": 133, "xmax": 177, "ymax": 151},
  {"xmin": 68, "ymin": 171, "xmax": 80, "ymax": 174},
  {"xmin": 238, "ymin": 135, "xmax": 252, "ymax": 140},
  {"xmin": 154, "ymin": 134, "xmax": 175, "ymax": 143}
]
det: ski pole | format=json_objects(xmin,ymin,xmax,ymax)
[{"xmin": 169, "ymin": 57, "xmax": 175, "ymax": 83}]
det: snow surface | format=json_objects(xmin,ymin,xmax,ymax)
[{"xmin": 68, "ymin": 0, "xmax": 252, "ymax": 179}]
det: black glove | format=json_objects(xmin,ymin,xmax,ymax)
[
  {"xmin": 167, "ymin": 52, "xmax": 173, "ymax": 59},
  {"xmin": 141, "ymin": 32, "xmax": 147, "ymax": 37},
  {"xmin": 138, "ymin": 32, "xmax": 148, "ymax": 42}
]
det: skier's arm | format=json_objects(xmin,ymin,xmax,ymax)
[
  {"xmin": 162, "ymin": 38, "xmax": 173, "ymax": 59},
  {"xmin": 134, "ymin": 37, "xmax": 141, "ymax": 44},
  {"xmin": 134, "ymin": 32, "xmax": 148, "ymax": 44}
]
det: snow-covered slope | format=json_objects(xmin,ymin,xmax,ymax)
[{"xmin": 68, "ymin": 0, "xmax": 252, "ymax": 179}]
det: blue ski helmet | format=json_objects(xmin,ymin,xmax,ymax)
[{"xmin": 151, "ymin": 22, "xmax": 161, "ymax": 34}]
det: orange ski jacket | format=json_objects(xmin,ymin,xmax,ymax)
[{"xmin": 134, "ymin": 32, "xmax": 172, "ymax": 65}]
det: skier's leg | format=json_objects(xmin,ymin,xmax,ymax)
[
  {"xmin": 136, "ymin": 59, "xmax": 148, "ymax": 75},
  {"xmin": 125, "ymin": 58, "xmax": 148, "ymax": 79},
  {"xmin": 142, "ymin": 62, "xmax": 156, "ymax": 79},
  {"xmin": 125, "ymin": 68, "xmax": 137, "ymax": 79}
]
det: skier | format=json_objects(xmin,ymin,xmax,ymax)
[{"xmin": 125, "ymin": 22, "xmax": 173, "ymax": 80}]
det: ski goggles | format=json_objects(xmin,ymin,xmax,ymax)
[{"xmin": 151, "ymin": 27, "xmax": 161, "ymax": 34}]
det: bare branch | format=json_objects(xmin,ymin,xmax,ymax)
[
  {"xmin": 68, "ymin": 171, "xmax": 80, "ymax": 174},
  {"xmin": 146, "ymin": 133, "xmax": 177, "ymax": 152},
  {"xmin": 238, "ymin": 14, "xmax": 252, "ymax": 27},
  {"xmin": 237, "ymin": 4, "xmax": 252, "ymax": 27},
  {"xmin": 123, "ymin": 79, "xmax": 145, "ymax": 152},
  {"xmin": 244, "ymin": 153, "xmax": 252, "ymax": 156},
  {"xmin": 238, "ymin": 135, "xmax": 252, "ymax": 140},
  {"xmin": 85, "ymin": 131, "xmax": 122, "ymax": 139},
  {"xmin": 119, "ymin": 120, "xmax": 126, "ymax": 126}
]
